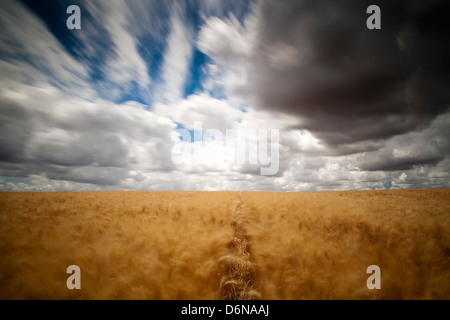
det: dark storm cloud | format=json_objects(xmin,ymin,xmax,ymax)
[
  {"xmin": 0, "ymin": 100, "xmax": 32, "ymax": 162},
  {"xmin": 361, "ymin": 154, "xmax": 443, "ymax": 172},
  {"xmin": 357, "ymin": 112, "xmax": 450, "ymax": 171},
  {"xmin": 32, "ymin": 134, "xmax": 129, "ymax": 168},
  {"xmin": 251, "ymin": 0, "xmax": 450, "ymax": 150},
  {"xmin": 46, "ymin": 166, "xmax": 130, "ymax": 186}
]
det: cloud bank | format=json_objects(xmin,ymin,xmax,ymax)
[{"xmin": 0, "ymin": 0, "xmax": 449, "ymax": 191}]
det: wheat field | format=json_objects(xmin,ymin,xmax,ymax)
[{"xmin": 0, "ymin": 189, "xmax": 449, "ymax": 299}]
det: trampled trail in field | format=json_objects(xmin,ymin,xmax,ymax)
[{"xmin": 218, "ymin": 192, "xmax": 260, "ymax": 299}]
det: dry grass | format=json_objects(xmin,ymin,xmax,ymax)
[
  {"xmin": 244, "ymin": 189, "xmax": 450, "ymax": 299},
  {"xmin": 0, "ymin": 189, "xmax": 449, "ymax": 299},
  {"xmin": 0, "ymin": 191, "xmax": 235, "ymax": 299}
]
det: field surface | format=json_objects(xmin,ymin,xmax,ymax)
[{"xmin": 0, "ymin": 189, "xmax": 449, "ymax": 299}]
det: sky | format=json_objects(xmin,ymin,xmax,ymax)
[{"xmin": 0, "ymin": 0, "xmax": 449, "ymax": 191}]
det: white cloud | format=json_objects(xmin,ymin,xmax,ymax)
[
  {"xmin": 197, "ymin": 15, "xmax": 251, "ymax": 67},
  {"xmin": 197, "ymin": 14, "xmax": 255, "ymax": 106},
  {"xmin": 0, "ymin": 65, "xmax": 177, "ymax": 186},
  {"xmin": 154, "ymin": 93, "xmax": 243, "ymax": 131},
  {"xmin": 0, "ymin": 0, "xmax": 92, "ymax": 97},
  {"xmin": 282, "ymin": 129, "xmax": 326, "ymax": 154},
  {"xmin": 84, "ymin": 0, "xmax": 151, "ymax": 99},
  {"xmin": 156, "ymin": 4, "xmax": 193, "ymax": 103}
]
